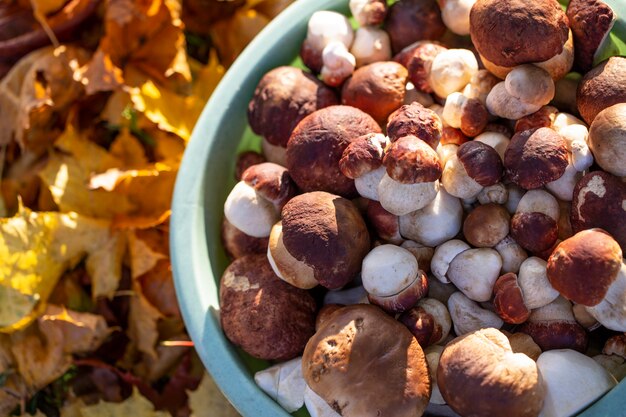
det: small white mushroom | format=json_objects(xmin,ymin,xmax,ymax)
[
  {"xmin": 477, "ymin": 183, "xmax": 508, "ymax": 205},
  {"xmin": 350, "ymin": 26, "xmax": 391, "ymax": 67},
  {"xmin": 224, "ymin": 181, "xmax": 279, "ymax": 238},
  {"xmin": 361, "ymin": 245, "xmax": 418, "ymax": 297},
  {"xmin": 494, "ymin": 235, "xmax": 528, "ymax": 274},
  {"xmin": 398, "ymin": 188, "xmax": 463, "ymax": 247},
  {"xmin": 355, "ymin": 166, "xmax": 386, "ymax": 201},
  {"xmin": 447, "ymin": 291, "xmax": 504, "ymax": 336},
  {"xmin": 463, "ymin": 69, "xmax": 502, "ymax": 106},
  {"xmin": 545, "ymin": 161, "xmax": 581, "ymax": 201},
  {"xmin": 377, "ymin": 174, "xmax": 439, "ymax": 216},
  {"xmin": 254, "ymin": 357, "xmax": 307, "ymax": 413},
  {"xmin": 304, "ymin": 385, "xmax": 342, "ymax": 417},
  {"xmin": 306, "ymin": 11, "xmax": 354, "ymax": 52},
  {"xmin": 428, "ymin": 49, "xmax": 479, "ymax": 98},
  {"xmin": 430, "ymin": 239, "xmax": 471, "ymax": 284},
  {"xmin": 439, "ymin": 0, "xmax": 476, "ymax": 36},
  {"xmin": 552, "ymin": 112, "xmax": 586, "ymax": 132},
  {"xmin": 320, "ymin": 41, "xmax": 356, "ymax": 87},
  {"xmin": 570, "ymin": 138, "xmax": 594, "ymax": 172},
  {"xmin": 517, "ymin": 257, "xmax": 559, "ymax": 310},
  {"xmin": 441, "ymin": 154, "xmax": 483, "ymax": 200},
  {"xmin": 349, "ymin": 0, "xmax": 385, "ymax": 26},
  {"xmin": 447, "ymin": 248, "xmax": 502, "ymax": 302},
  {"xmin": 504, "ymin": 65, "xmax": 555, "ymax": 107},
  {"xmin": 515, "ymin": 189, "xmax": 560, "ymax": 221},
  {"xmin": 537, "ymin": 350, "xmax": 617, "ymax": 417},
  {"xmin": 486, "ymin": 82, "xmax": 543, "ymax": 120},
  {"xmin": 441, "ymin": 92, "xmax": 465, "ymax": 129}
]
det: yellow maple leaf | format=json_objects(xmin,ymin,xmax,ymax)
[
  {"xmin": 188, "ymin": 373, "xmax": 240, "ymax": 417},
  {"xmin": 72, "ymin": 387, "xmax": 171, "ymax": 417},
  {"xmin": 0, "ymin": 207, "xmax": 124, "ymax": 331}
]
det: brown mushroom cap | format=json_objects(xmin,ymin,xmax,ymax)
[
  {"xmin": 570, "ymin": 171, "xmax": 626, "ymax": 250},
  {"xmin": 286, "ymin": 105, "xmax": 381, "ymax": 197},
  {"xmin": 281, "ymin": 191, "xmax": 370, "ymax": 289},
  {"xmin": 504, "ymin": 127, "xmax": 569, "ymax": 190},
  {"xmin": 339, "ymin": 133, "xmax": 386, "ymax": 179},
  {"xmin": 577, "ymin": 57, "xmax": 626, "ymax": 124},
  {"xmin": 341, "ymin": 61, "xmax": 408, "ymax": 125},
  {"xmin": 219, "ymin": 255, "xmax": 317, "ymax": 360},
  {"xmin": 221, "ymin": 218, "xmax": 268, "ymax": 259},
  {"xmin": 437, "ymin": 328, "xmax": 545, "ymax": 417},
  {"xmin": 567, "ymin": 0, "xmax": 616, "ymax": 73},
  {"xmin": 457, "ymin": 140, "xmax": 504, "ymax": 187},
  {"xmin": 510, "ymin": 212, "xmax": 559, "ymax": 254},
  {"xmin": 470, "ymin": 0, "xmax": 569, "ymax": 68},
  {"xmin": 366, "ymin": 200, "xmax": 402, "ymax": 244},
  {"xmin": 460, "ymin": 98, "xmax": 489, "ymax": 137},
  {"xmin": 302, "ymin": 304, "xmax": 431, "ymax": 417},
  {"xmin": 386, "ymin": 102, "xmax": 442, "ymax": 148},
  {"xmin": 407, "ymin": 42, "xmax": 447, "ymax": 93},
  {"xmin": 515, "ymin": 106, "xmax": 559, "ymax": 133},
  {"xmin": 463, "ymin": 203, "xmax": 510, "ymax": 248},
  {"xmin": 248, "ymin": 66, "xmax": 338, "ymax": 147},
  {"xmin": 547, "ymin": 229, "xmax": 623, "ymax": 306},
  {"xmin": 383, "ymin": 135, "xmax": 442, "ymax": 184},
  {"xmin": 385, "ymin": 0, "xmax": 446, "ymax": 54},
  {"xmin": 241, "ymin": 162, "xmax": 297, "ymax": 210},
  {"xmin": 588, "ymin": 103, "xmax": 626, "ymax": 177},
  {"xmin": 234, "ymin": 151, "xmax": 266, "ymax": 181},
  {"xmin": 493, "ymin": 273, "xmax": 531, "ymax": 324}
]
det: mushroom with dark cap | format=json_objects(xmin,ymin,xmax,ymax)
[
  {"xmin": 567, "ymin": 0, "xmax": 616, "ymax": 73},
  {"xmin": 219, "ymin": 255, "xmax": 317, "ymax": 361},
  {"xmin": 248, "ymin": 66, "xmax": 338, "ymax": 148},
  {"xmin": 302, "ymin": 304, "xmax": 431, "ymax": 417},
  {"xmin": 384, "ymin": 0, "xmax": 446, "ymax": 54},
  {"xmin": 287, "ymin": 105, "xmax": 381, "ymax": 198},
  {"xmin": 271, "ymin": 191, "xmax": 370, "ymax": 290},
  {"xmin": 437, "ymin": 327, "xmax": 545, "ymax": 417},
  {"xmin": 386, "ymin": 102, "xmax": 442, "ymax": 149},
  {"xmin": 577, "ymin": 56, "xmax": 626, "ymax": 124}
]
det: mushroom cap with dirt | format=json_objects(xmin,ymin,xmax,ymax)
[
  {"xmin": 302, "ymin": 304, "xmax": 431, "ymax": 417},
  {"xmin": 219, "ymin": 255, "xmax": 317, "ymax": 361}
]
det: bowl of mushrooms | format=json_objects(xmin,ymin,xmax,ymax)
[{"xmin": 171, "ymin": 0, "xmax": 626, "ymax": 416}]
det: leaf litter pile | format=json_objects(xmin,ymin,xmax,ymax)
[{"xmin": 0, "ymin": 0, "xmax": 292, "ymax": 415}]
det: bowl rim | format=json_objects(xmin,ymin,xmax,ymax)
[{"xmin": 171, "ymin": 0, "xmax": 626, "ymax": 416}]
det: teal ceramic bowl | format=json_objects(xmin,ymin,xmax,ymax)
[{"xmin": 171, "ymin": 0, "xmax": 626, "ymax": 416}]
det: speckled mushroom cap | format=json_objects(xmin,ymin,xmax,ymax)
[
  {"xmin": 339, "ymin": 133, "xmax": 387, "ymax": 179},
  {"xmin": 571, "ymin": 171, "xmax": 626, "ymax": 250},
  {"xmin": 241, "ymin": 162, "xmax": 297, "ymax": 210},
  {"xmin": 504, "ymin": 127, "xmax": 568, "ymax": 190},
  {"xmin": 280, "ymin": 191, "xmax": 370, "ymax": 289},
  {"xmin": 577, "ymin": 57, "xmax": 626, "ymax": 124},
  {"xmin": 342, "ymin": 61, "xmax": 409, "ymax": 125},
  {"xmin": 470, "ymin": 0, "xmax": 569, "ymax": 67},
  {"xmin": 383, "ymin": 135, "xmax": 442, "ymax": 184},
  {"xmin": 437, "ymin": 328, "xmax": 545, "ymax": 417},
  {"xmin": 547, "ymin": 229, "xmax": 623, "ymax": 306},
  {"xmin": 384, "ymin": 0, "xmax": 446, "ymax": 53},
  {"xmin": 567, "ymin": 0, "xmax": 616, "ymax": 72},
  {"xmin": 219, "ymin": 255, "xmax": 317, "ymax": 361},
  {"xmin": 386, "ymin": 102, "xmax": 442, "ymax": 148},
  {"xmin": 287, "ymin": 105, "xmax": 381, "ymax": 198},
  {"xmin": 248, "ymin": 66, "xmax": 339, "ymax": 147},
  {"xmin": 457, "ymin": 141, "xmax": 503, "ymax": 186},
  {"xmin": 302, "ymin": 304, "xmax": 431, "ymax": 417}
]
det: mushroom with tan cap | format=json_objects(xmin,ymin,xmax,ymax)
[
  {"xmin": 470, "ymin": 0, "xmax": 569, "ymax": 68},
  {"xmin": 518, "ymin": 296, "xmax": 588, "ymax": 352},
  {"xmin": 342, "ymin": 61, "xmax": 408, "ymax": 124},
  {"xmin": 447, "ymin": 292, "xmax": 503, "ymax": 335},
  {"xmin": 361, "ymin": 244, "xmax": 428, "ymax": 313},
  {"xmin": 447, "ymin": 248, "xmax": 502, "ymax": 302},
  {"xmin": 302, "ymin": 304, "xmax": 431, "ymax": 417},
  {"xmin": 269, "ymin": 192, "xmax": 370, "ymax": 290},
  {"xmin": 401, "ymin": 240, "xmax": 435, "ymax": 273},
  {"xmin": 219, "ymin": 255, "xmax": 317, "ymax": 360},
  {"xmin": 286, "ymin": 105, "xmax": 381, "ymax": 198},
  {"xmin": 515, "ymin": 106, "xmax": 559, "ymax": 133},
  {"xmin": 241, "ymin": 162, "xmax": 298, "ymax": 211},
  {"xmin": 350, "ymin": 27, "xmax": 392, "ymax": 67},
  {"xmin": 428, "ymin": 48, "xmax": 478, "ymax": 98},
  {"xmin": 442, "ymin": 92, "xmax": 489, "ymax": 137},
  {"xmin": 510, "ymin": 211, "xmax": 559, "ymax": 254},
  {"xmin": 349, "ymin": 0, "xmax": 387, "ymax": 26},
  {"xmin": 377, "ymin": 135, "xmax": 442, "ymax": 216},
  {"xmin": 504, "ymin": 127, "xmax": 569, "ymax": 190},
  {"xmin": 248, "ymin": 66, "xmax": 339, "ymax": 150},
  {"xmin": 384, "ymin": 0, "xmax": 446, "ymax": 53},
  {"xmin": 603, "ymin": 334, "xmax": 626, "ymax": 359},
  {"xmin": 398, "ymin": 188, "xmax": 463, "ymax": 247},
  {"xmin": 589, "ymin": 103, "xmax": 626, "ymax": 177},
  {"xmin": 399, "ymin": 297, "xmax": 451, "ymax": 347},
  {"xmin": 593, "ymin": 355, "xmax": 626, "ymax": 382},
  {"xmin": 386, "ymin": 102, "xmax": 443, "ymax": 148},
  {"xmin": 437, "ymin": 0, "xmax": 476, "ymax": 35},
  {"xmin": 339, "ymin": 133, "xmax": 389, "ymax": 201},
  {"xmin": 577, "ymin": 56, "xmax": 626, "ymax": 124},
  {"xmin": 462, "ymin": 203, "xmax": 510, "ymax": 248},
  {"xmin": 547, "ymin": 229, "xmax": 623, "ymax": 306},
  {"xmin": 537, "ymin": 349, "xmax": 617, "ymax": 417},
  {"xmin": 570, "ymin": 170, "xmax": 626, "ymax": 250},
  {"xmin": 437, "ymin": 328, "xmax": 545, "ymax": 417}
]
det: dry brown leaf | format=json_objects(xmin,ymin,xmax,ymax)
[
  {"xmin": 71, "ymin": 387, "xmax": 171, "ymax": 417},
  {"xmin": 209, "ymin": 8, "xmax": 269, "ymax": 67},
  {"xmin": 110, "ymin": 129, "xmax": 149, "ymax": 168},
  {"xmin": 78, "ymin": 49, "xmax": 125, "ymax": 95},
  {"xmin": 128, "ymin": 285, "xmax": 163, "ymax": 359},
  {"xmin": 127, "ymin": 231, "xmax": 167, "ymax": 279},
  {"xmin": 39, "ymin": 305, "xmax": 110, "ymax": 354},
  {"xmin": 188, "ymin": 372, "xmax": 241, "ymax": 417},
  {"xmin": 138, "ymin": 260, "xmax": 180, "ymax": 318}
]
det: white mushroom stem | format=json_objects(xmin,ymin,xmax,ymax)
[
  {"xmin": 537, "ymin": 350, "xmax": 617, "ymax": 417},
  {"xmin": 546, "ymin": 161, "xmax": 580, "ymax": 201},
  {"xmin": 447, "ymin": 248, "xmax": 502, "ymax": 302},
  {"xmin": 517, "ymin": 257, "xmax": 559, "ymax": 310},
  {"xmin": 254, "ymin": 357, "xmax": 307, "ymax": 413},
  {"xmin": 377, "ymin": 174, "xmax": 439, "ymax": 216},
  {"xmin": 354, "ymin": 166, "xmax": 385, "ymax": 201},
  {"xmin": 439, "ymin": 0, "xmax": 475, "ymax": 36},
  {"xmin": 361, "ymin": 245, "xmax": 418, "ymax": 297},
  {"xmin": 494, "ymin": 235, "xmax": 528, "ymax": 274},
  {"xmin": 477, "ymin": 183, "xmax": 508, "ymax": 205},
  {"xmin": 424, "ymin": 345, "xmax": 446, "ymax": 405},
  {"xmin": 224, "ymin": 181, "xmax": 279, "ymax": 238},
  {"xmin": 474, "ymin": 131, "xmax": 510, "ymax": 160},
  {"xmin": 515, "ymin": 189, "xmax": 560, "ymax": 221},
  {"xmin": 442, "ymin": 92, "xmax": 466, "ymax": 129},
  {"xmin": 306, "ymin": 11, "xmax": 354, "ymax": 52},
  {"xmin": 430, "ymin": 239, "xmax": 471, "ymax": 284},
  {"xmin": 262, "ymin": 138, "xmax": 287, "ymax": 166},
  {"xmin": 447, "ymin": 291, "xmax": 504, "ymax": 336},
  {"xmin": 441, "ymin": 154, "xmax": 483, "ymax": 200},
  {"xmin": 504, "ymin": 65, "xmax": 555, "ymax": 106},
  {"xmin": 486, "ymin": 82, "xmax": 542, "ymax": 120},
  {"xmin": 585, "ymin": 263, "xmax": 626, "ymax": 332},
  {"xmin": 320, "ymin": 41, "xmax": 356, "ymax": 87},
  {"xmin": 350, "ymin": 27, "xmax": 391, "ymax": 67},
  {"xmin": 552, "ymin": 112, "xmax": 586, "ymax": 132}
]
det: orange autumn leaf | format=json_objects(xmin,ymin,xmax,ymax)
[{"xmin": 209, "ymin": 8, "xmax": 269, "ymax": 67}]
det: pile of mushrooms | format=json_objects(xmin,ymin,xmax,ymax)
[{"xmin": 219, "ymin": 0, "xmax": 626, "ymax": 416}]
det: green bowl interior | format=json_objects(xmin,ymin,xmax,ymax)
[{"xmin": 171, "ymin": 0, "xmax": 626, "ymax": 416}]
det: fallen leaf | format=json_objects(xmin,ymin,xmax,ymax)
[
  {"xmin": 188, "ymin": 372, "xmax": 240, "ymax": 417},
  {"xmin": 127, "ymin": 231, "xmax": 167, "ymax": 280},
  {"xmin": 0, "ymin": 207, "xmax": 124, "ymax": 331},
  {"xmin": 39, "ymin": 305, "xmax": 110, "ymax": 354},
  {"xmin": 209, "ymin": 8, "xmax": 269, "ymax": 67},
  {"xmin": 77, "ymin": 49, "xmax": 125, "ymax": 95},
  {"xmin": 138, "ymin": 260, "xmax": 180, "ymax": 318},
  {"xmin": 110, "ymin": 129, "xmax": 149, "ymax": 168},
  {"xmin": 75, "ymin": 387, "xmax": 171, "ymax": 417},
  {"xmin": 128, "ymin": 284, "xmax": 162, "ymax": 359}
]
